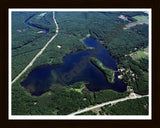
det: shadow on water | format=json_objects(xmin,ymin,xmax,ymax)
[{"xmin": 21, "ymin": 38, "xmax": 127, "ymax": 96}]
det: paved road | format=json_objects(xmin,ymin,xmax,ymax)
[
  {"xmin": 69, "ymin": 94, "xmax": 148, "ymax": 115},
  {"xmin": 12, "ymin": 12, "xmax": 59, "ymax": 84}
]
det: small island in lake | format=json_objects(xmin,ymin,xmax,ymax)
[{"xmin": 90, "ymin": 57, "xmax": 115, "ymax": 83}]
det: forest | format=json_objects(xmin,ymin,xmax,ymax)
[
  {"xmin": 12, "ymin": 81, "xmax": 129, "ymax": 115},
  {"xmin": 12, "ymin": 12, "xmax": 57, "ymax": 80},
  {"xmin": 118, "ymin": 56, "xmax": 148, "ymax": 95},
  {"xmin": 78, "ymin": 96, "xmax": 148, "ymax": 115},
  {"xmin": 11, "ymin": 11, "xmax": 149, "ymax": 115},
  {"xmin": 99, "ymin": 96, "xmax": 148, "ymax": 115}
]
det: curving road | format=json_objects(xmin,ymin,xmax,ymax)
[
  {"xmin": 69, "ymin": 93, "xmax": 148, "ymax": 115},
  {"xmin": 12, "ymin": 12, "xmax": 59, "ymax": 84}
]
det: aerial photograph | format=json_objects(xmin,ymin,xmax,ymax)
[{"xmin": 9, "ymin": 9, "xmax": 151, "ymax": 119}]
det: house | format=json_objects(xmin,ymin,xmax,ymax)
[
  {"xmin": 57, "ymin": 45, "xmax": 62, "ymax": 48},
  {"xmin": 118, "ymin": 15, "xmax": 126, "ymax": 20}
]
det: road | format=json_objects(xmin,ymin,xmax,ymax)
[
  {"xmin": 69, "ymin": 93, "xmax": 148, "ymax": 115},
  {"xmin": 11, "ymin": 12, "xmax": 59, "ymax": 84}
]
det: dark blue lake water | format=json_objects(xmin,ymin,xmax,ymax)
[{"xmin": 21, "ymin": 38, "xmax": 127, "ymax": 96}]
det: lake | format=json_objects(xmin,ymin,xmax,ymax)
[{"xmin": 21, "ymin": 38, "xmax": 127, "ymax": 96}]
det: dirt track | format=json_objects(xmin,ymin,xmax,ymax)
[
  {"xmin": 124, "ymin": 21, "xmax": 148, "ymax": 29},
  {"xmin": 69, "ymin": 93, "xmax": 148, "ymax": 115},
  {"xmin": 12, "ymin": 12, "xmax": 59, "ymax": 84}
]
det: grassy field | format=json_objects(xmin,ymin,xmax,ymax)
[
  {"xmin": 132, "ymin": 15, "xmax": 148, "ymax": 22},
  {"xmin": 129, "ymin": 49, "xmax": 148, "ymax": 60},
  {"xmin": 68, "ymin": 82, "xmax": 86, "ymax": 94}
]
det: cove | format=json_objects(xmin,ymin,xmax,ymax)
[
  {"xmin": 12, "ymin": 14, "xmax": 49, "ymax": 50},
  {"xmin": 25, "ymin": 14, "xmax": 49, "ymax": 34},
  {"xmin": 21, "ymin": 38, "xmax": 127, "ymax": 96}
]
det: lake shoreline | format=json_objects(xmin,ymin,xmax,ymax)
[{"xmin": 21, "ymin": 38, "xmax": 127, "ymax": 96}]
